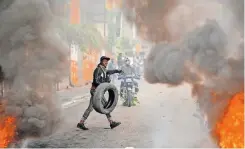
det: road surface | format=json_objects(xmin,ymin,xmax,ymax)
[{"xmin": 27, "ymin": 79, "xmax": 216, "ymax": 148}]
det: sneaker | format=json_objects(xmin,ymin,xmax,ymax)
[
  {"xmin": 77, "ymin": 123, "xmax": 89, "ymax": 130},
  {"xmin": 110, "ymin": 121, "xmax": 121, "ymax": 129}
]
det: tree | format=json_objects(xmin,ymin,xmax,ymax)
[
  {"xmin": 115, "ymin": 36, "xmax": 136, "ymax": 53},
  {"xmin": 57, "ymin": 19, "xmax": 104, "ymax": 52}
]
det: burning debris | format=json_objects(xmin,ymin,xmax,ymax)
[
  {"xmin": 0, "ymin": 0, "xmax": 68, "ymax": 147},
  {"xmin": 213, "ymin": 92, "xmax": 244, "ymax": 148},
  {"xmin": 123, "ymin": 0, "xmax": 244, "ymax": 148},
  {"xmin": 122, "ymin": 0, "xmax": 178, "ymax": 43},
  {"xmin": 0, "ymin": 115, "xmax": 16, "ymax": 148}
]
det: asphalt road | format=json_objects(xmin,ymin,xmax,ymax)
[{"xmin": 27, "ymin": 79, "xmax": 217, "ymax": 148}]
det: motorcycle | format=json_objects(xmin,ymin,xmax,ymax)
[{"xmin": 118, "ymin": 74, "xmax": 140, "ymax": 107}]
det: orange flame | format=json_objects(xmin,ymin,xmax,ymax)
[
  {"xmin": 0, "ymin": 102, "xmax": 17, "ymax": 148},
  {"xmin": 0, "ymin": 116, "xmax": 17, "ymax": 148},
  {"xmin": 213, "ymin": 92, "xmax": 244, "ymax": 148}
]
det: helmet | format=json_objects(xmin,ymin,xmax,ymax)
[{"xmin": 125, "ymin": 57, "xmax": 130, "ymax": 65}]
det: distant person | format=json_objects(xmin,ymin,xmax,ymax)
[
  {"xmin": 108, "ymin": 58, "xmax": 116, "ymax": 70},
  {"xmin": 117, "ymin": 53, "xmax": 123, "ymax": 69}
]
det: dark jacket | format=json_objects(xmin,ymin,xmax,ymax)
[{"xmin": 91, "ymin": 64, "xmax": 120, "ymax": 88}]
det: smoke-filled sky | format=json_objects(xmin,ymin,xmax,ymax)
[
  {"xmin": 0, "ymin": 0, "xmax": 243, "ymax": 146},
  {"xmin": 123, "ymin": 0, "xmax": 244, "ymax": 146},
  {"xmin": 0, "ymin": 0, "xmax": 68, "ymax": 139}
]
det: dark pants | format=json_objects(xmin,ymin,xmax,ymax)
[{"xmin": 82, "ymin": 89, "xmax": 112, "ymax": 120}]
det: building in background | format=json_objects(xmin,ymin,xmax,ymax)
[
  {"xmin": 67, "ymin": 0, "xmax": 113, "ymax": 86},
  {"xmin": 63, "ymin": 0, "xmax": 147, "ymax": 87},
  {"xmin": 68, "ymin": 0, "xmax": 81, "ymax": 86},
  {"xmin": 58, "ymin": 0, "xmax": 147, "ymax": 89}
]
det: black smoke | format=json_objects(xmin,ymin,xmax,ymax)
[{"xmin": 0, "ymin": 0, "xmax": 69, "ymax": 141}]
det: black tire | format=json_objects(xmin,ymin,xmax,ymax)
[
  {"xmin": 127, "ymin": 91, "xmax": 132, "ymax": 107},
  {"xmin": 92, "ymin": 83, "xmax": 119, "ymax": 114},
  {"xmin": 121, "ymin": 88, "xmax": 126, "ymax": 100}
]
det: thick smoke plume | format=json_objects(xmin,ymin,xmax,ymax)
[
  {"xmin": 0, "ymin": 0, "xmax": 68, "ymax": 140},
  {"xmin": 123, "ymin": 0, "xmax": 244, "ymax": 41},
  {"xmin": 123, "ymin": 0, "xmax": 178, "ymax": 43},
  {"xmin": 123, "ymin": 0, "xmax": 244, "ymax": 147}
]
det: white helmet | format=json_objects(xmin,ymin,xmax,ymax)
[{"xmin": 125, "ymin": 58, "xmax": 130, "ymax": 65}]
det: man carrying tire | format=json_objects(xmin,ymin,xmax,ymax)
[{"xmin": 77, "ymin": 56, "xmax": 123, "ymax": 130}]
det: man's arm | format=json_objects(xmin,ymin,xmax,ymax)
[
  {"xmin": 93, "ymin": 67, "xmax": 103, "ymax": 86},
  {"xmin": 107, "ymin": 69, "xmax": 121, "ymax": 75}
]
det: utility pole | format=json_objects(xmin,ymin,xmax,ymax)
[
  {"xmin": 104, "ymin": 0, "xmax": 106, "ymax": 37},
  {"xmin": 120, "ymin": 11, "xmax": 123, "ymax": 37}
]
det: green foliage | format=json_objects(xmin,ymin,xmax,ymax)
[
  {"xmin": 115, "ymin": 36, "xmax": 134, "ymax": 51},
  {"xmin": 122, "ymin": 97, "xmax": 140, "ymax": 106},
  {"xmin": 57, "ymin": 19, "xmax": 104, "ymax": 52}
]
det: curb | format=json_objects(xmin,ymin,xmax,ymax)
[
  {"xmin": 62, "ymin": 93, "xmax": 90, "ymax": 109},
  {"xmin": 60, "ymin": 82, "xmax": 121, "ymax": 109}
]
